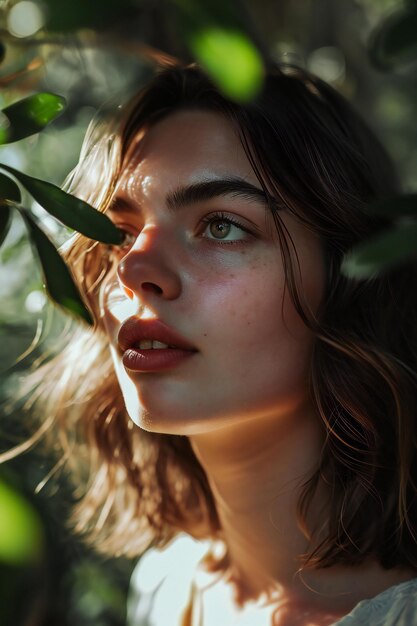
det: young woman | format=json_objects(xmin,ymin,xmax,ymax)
[{"xmin": 23, "ymin": 62, "xmax": 417, "ymax": 625}]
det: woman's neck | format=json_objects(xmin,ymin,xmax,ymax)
[
  {"xmin": 189, "ymin": 404, "xmax": 417, "ymax": 616},
  {"xmin": 189, "ymin": 403, "xmax": 327, "ymax": 602}
]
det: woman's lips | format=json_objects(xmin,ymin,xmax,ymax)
[
  {"xmin": 122, "ymin": 347, "xmax": 196, "ymax": 372},
  {"xmin": 117, "ymin": 317, "xmax": 197, "ymax": 372},
  {"xmin": 118, "ymin": 317, "xmax": 196, "ymax": 351}
]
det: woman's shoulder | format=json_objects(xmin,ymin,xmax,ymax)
[
  {"xmin": 127, "ymin": 539, "xmax": 417, "ymax": 626},
  {"xmin": 334, "ymin": 577, "xmax": 417, "ymax": 626},
  {"xmin": 127, "ymin": 534, "xmax": 212, "ymax": 626}
]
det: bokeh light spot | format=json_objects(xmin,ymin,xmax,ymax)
[
  {"xmin": 25, "ymin": 289, "xmax": 47, "ymax": 313},
  {"xmin": 8, "ymin": 1, "xmax": 44, "ymax": 38},
  {"xmin": 308, "ymin": 46, "xmax": 346, "ymax": 84}
]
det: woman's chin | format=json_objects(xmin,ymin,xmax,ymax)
[
  {"xmin": 118, "ymin": 388, "xmax": 180, "ymax": 434},
  {"xmin": 121, "ymin": 390, "xmax": 227, "ymax": 436}
]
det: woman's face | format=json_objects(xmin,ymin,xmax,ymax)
[{"xmin": 100, "ymin": 109, "xmax": 325, "ymax": 435}]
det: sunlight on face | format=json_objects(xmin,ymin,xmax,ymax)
[{"xmin": 100, "ymin": 109, "xmax": 325, "ymax": 435}]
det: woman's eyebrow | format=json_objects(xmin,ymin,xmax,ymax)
[
  {"xmin": 166, "ymin": 177, "xmax": 279, "ymax": 212},
  {"xmin": 109, "ymin": 177, "xmax": 281, "ymax": 214}
]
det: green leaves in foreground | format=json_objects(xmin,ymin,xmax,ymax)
[
  {"xmin": 173, "ymin": 0, "xmax": 264, "ymax": 102},
  {"xmin": 0, "ymin": 164, "xmax": 122, "ymax": 244},
  {"xmin": 0, "ymin": 91, "xmax": 122, "ymax": 324},
  {"xmin": 0, "ymin": 477, "xmax": 43, "ymax": 565},
  {"xmin": 0, "ymin": 173, "xmax": 20, "ymax": 246},
  {"xmin": 0, "ymin": 93, "xmax": 66, "ymax": 144},
  {"xmin": 0, "ymin": 172, "xmax": 21, "ymax": 203},
  {"xmin": 19, "ymin": 210, "xmax": 94, "ymax": 325},
  {"xmin": 0, "ymin": 167, "xmax": 121, "ymax": 324},
  {"xmin": 342, "ymin": 221, "xmax": 417, "ymax": 279},
  {"xmin": 0, "ymin": 205, "xmax": 12, "ymax": 247},
  {"xmin": 189, "ymin": 27, "xmax": 264, "ymax": 102}
]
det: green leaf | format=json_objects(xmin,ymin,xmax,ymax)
[
  {"xmin": 19, "ymin": 209, "xmax": 94, "ymax": 325},
  {"xmin": 0, "ymin": 204, "xmax": 12, "ymax": 247},
  {"xmin": 0, "ymin": 478, "xmax": 43, "ymax": 565},
  {"xmin": 0, "ymin": 93, "xmax": 66, "ymax": 144},
  {"xmin": 0, "ymin": 112, "xmax": 9, "ymax": 145},
  {"xmin": 0, "ymin": 172, "xmax": 21, "ymax": 202},
  {"xmin": 368, "ymin": 5, "xmax": 417, "ymax": 70},
  {"xmin": 0, "ymin": 173, "xmax": 18, "ymax": 248},
  {"xmin": 365, "ymin": 194, "xmax": 417, "ymax": 218},
  {"xmin": 0, "ymin": 42, "xmax": 6, "ymax": 65},
  {"xmin": 341, "ymin": 222, "xmax": 417, "ymax": 279},
  {"xmin": 189, "ymin": 28, "xmax": 264, "ymax": 102},
  {"xmin": 173, "ymin": 0, "xmax": 264, "ymax": 101},
  {"xmin": 0, "ymin": 164, "xmax": 122, "ymax": 244}
]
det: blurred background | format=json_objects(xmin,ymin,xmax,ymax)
[{"xmin": 1, "ymin": 0, "xmax": 417, "ymax": 624}]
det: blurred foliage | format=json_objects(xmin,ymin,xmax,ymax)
[
  {"xmin": 41, "ymin": 0, "xmax": 135, "ymax": 32},
  {"xmin": 342, "ymin": 0, "xmax": 417, "ymax": 276},
  {"xmin": 342, "ymin": 218, "xmax": 417, "ymax": 278},
  {"xmin": 172, "ymin": 0, "xmax": 265, "ymax": 101},
  {"xmin": 368, "ymin": 1, "xmax": 417, "ymax": 71},
  {"xmin": 0, "ymin": 472, "xmax": 43, "ymax": 565},
  {"xmin": 189, "ymin": 28, "xmax": 263, "ymax": 101},
  {"xmin": 0, "ymin": 425, "xmax": 134, "ymax": 626},
  {"xmin": 1, "ymin": 0, "xmax": 417, "ymax": 625}
]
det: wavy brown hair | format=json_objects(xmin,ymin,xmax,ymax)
[{"xmin": 15, "ymin": 63, "xmax": 417, "ymax": 569}]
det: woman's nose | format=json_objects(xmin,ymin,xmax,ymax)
[{"xmin": 116, "ymin": 229, "xmax": 182, "ymax": 300}]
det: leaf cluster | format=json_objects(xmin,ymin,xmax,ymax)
[{"xmin": 0, "ymin": 94, "xmax": 123, "ymax": 325}]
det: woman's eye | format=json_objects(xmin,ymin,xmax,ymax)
[
  {"xmin": 201, "ymin": 215, "xmax": 251, "ymax": 242},
  {"xmin": 109, "ymin": 216, "xmax": 252, "ymax": 255},
  {"xmin": 108, "ymin": 228, "xmax": 137, "ymax": 258}
]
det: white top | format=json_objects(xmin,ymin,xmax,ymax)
[{"xmin": 127, "ymin": 535, "xmax": 417, "ymax": 626}]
